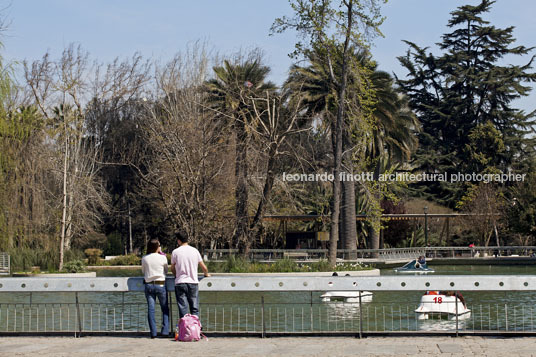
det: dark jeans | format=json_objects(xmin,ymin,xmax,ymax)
[
  {"xmin": 174, "ymin": 283, "xmax": 199, "ymax": 318},
  {"xmin": 144, "ymin": 284, "xmax": 170, "ymax": 337}
]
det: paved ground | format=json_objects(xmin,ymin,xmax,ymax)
[{"xmin": 0, "ymin": 336, "xmax": 535, "ymax": 356}]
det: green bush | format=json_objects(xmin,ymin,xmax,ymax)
[
  {"xmin": 84, "ymin": 248, "xmax": 103, "ymax": 265},
  {"xmin": 269, "ymin": 259, "xmax": 299, "ymax": 272},
  {"xmin": 9, "ymin": 248, "xmax": 58, "ymax": 272},
  {"xmin": 108, "ymin": 254, "xmax": 141, "ymax": 266},
  {"xmin": 62, "ymin": 259, "xmax": 87, "ymax": 273}
]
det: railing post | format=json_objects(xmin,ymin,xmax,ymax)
[
  {"xmin": 455, "ymin": 292, "xmax": 459, "ymax": 337},
  {"xmin": 121, "ymin": 292, "xmax": 125, "ymax": 332},
  {"xmin": 261, "ymin": 295, "xmax": 265, "ymax": 338},
  {"xmin": 505, "ymin": 304, "xmax": 508, "ymax": 332},
  {"xmin": 358, "ymin": 291, "xmax": 363, "ymax": 339},
  {"xmin": 310, "ymin": 291, "xmax": 313, "ymax": 332},
  {"xmin": 75, "ymin": 292, "xmax": 82, "ymax": 338},
  {"xmin": 168, "ymin": 288, "xmax": 173, "ymax": 334}
]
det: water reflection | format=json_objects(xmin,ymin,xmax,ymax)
[{"xmin": 417, "ymin": 317, "xmax": 469, "ymax": 331}]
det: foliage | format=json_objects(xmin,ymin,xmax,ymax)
[
  {"xmin": 84, "ymin": 248, "xmax": 103, "ymax": 265},
  {"xmin": 272, "ymin": 0, "xmax": 387, "ymax": 265},
  {"xmin": 207, "ymin": 256, "xmax": 371, "ymax": 273},
  {"xmin": 61, "ymin": 259, "xmax": 87, "ymax": 273},
  {"xmin": 506, "ymin": 164, "xmax": 536, "ymax": 244},
  {"xmin": 106, "ymin": 254, "xmax": 141, "ymax": 266},
  {"xmin": 397, "ymin": 0, "xmax": 536, "ymax": 207},
  {"xmin": 206, "ymin": 51, "xmax": 277, "ymax": 254}
]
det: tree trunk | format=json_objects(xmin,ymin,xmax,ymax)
[
  {"xmin": 368, "ymin": 165, "xmax": 381, "ymax": 257},
  {"xmin": 341, "ymin": 131, "xmax": 357, "ymax": 259},
  {"xmin": 328, "ymin": 0, "xmax": 354, "ymax": 267},
  {"xmin": 59, "ymin": 135, "xmax": 68, "ymax": 271},
  {"xmin": 234, "ymin": 118, "xmax": 249, "ymax": 257},
  {"xmin": 250, "ymin": 142, "xmax": 277, "ymax": 237},
  {"xmin": 368, "ymin": 224, "xmax": 380, "ymax": 257}
]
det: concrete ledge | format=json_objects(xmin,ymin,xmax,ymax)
[{"xmin": 33, "ymin": 272, "xmax": 97, "ymax": 278}]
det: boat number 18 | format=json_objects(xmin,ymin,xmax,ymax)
[{"xmin": 433, "ymin": 297, "xmax": 443, "ymax": 304}]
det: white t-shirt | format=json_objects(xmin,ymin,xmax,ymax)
[
  {"xmin": 171, "ymin": 245, "xmax": 203, "ymax": 284},
  {"xmin": 141, "ymin": 253, "xmax": 168, "ymax": 282}
]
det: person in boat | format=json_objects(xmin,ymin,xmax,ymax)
[
  {"xmin": 414, "ymin": 255, "xmax": 426, "ymax": 268},
  {"xmin": 440, "ymin": 291, "xmax": 467, "ymax": 308}
]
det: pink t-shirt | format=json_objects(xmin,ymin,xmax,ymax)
[{"xmin": 171, "ymin": 245, "xmax": 203, "ymax": 284}]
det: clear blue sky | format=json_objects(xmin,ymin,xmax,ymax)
[{"xmin": 3, "ymin": 0, "xmax": 536, "ymax": 112}]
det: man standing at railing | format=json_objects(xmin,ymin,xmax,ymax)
[{"xmin": 171, "ymin": 231, "xmax": 211, "ymax": 318}]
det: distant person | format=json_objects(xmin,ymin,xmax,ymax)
[
  {"xmin": 141, "ymin": 239, "xmax": 169, "ymax": 339},
  {"xmin": 417, "ymin": 255, "xmax": 426, "ymax": 265},
  {"xmin": 171, "ymin": 231, "xmax": 211, "ymax": 318}
]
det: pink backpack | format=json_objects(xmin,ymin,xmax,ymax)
[{"xmin": 176, "ymin": 314, "xmax": 205, "ymax": 342}]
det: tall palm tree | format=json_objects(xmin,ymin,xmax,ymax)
[
  {"xmin": 205, "ymin": 56, "xmax": 276, "ymax": 254},
  {"xmin": 287, "ymin": 48, "xmax": 419, "ymax": 252}
]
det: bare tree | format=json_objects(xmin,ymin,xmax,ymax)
[
  {"xmin": 140, "ymin": 47, "xmax": 233, "ymax": 249},
  {"xmin": 247, "ymin": 91, "xmax": 309, "ymax": 240},
  {"xmin": 24, "ymin": 45, "xmax": 111, "ymax": 269}
]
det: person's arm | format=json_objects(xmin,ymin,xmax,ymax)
[
  {"xmin": 162, "ymin": 256, "xmax": 168, "ymax": 274},
  {"xmin": 199, "ymin": 261, "xmax": 210, "ymax": 277},
  {"xmin": 141, "ymin": 257, "xmax": 146, "ymax": 275},
  {"xmin": 170, "ymin": 252, "xmax": 176, "ymax": 275}
]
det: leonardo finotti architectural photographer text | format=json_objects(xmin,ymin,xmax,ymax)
[{"xmin": 282, "ymin": 171, "xmax": 526, "ymax": 183}]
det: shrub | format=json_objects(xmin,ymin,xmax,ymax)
[
  {"xmin": 9, "ymin": 248, "xmax": 58, "ymax": 272},
  {"xmin": 84, "ymin": 248, "xmax": 103, "ymax": 265},
  {"xmin": 62, "ymin": 259, "xmax": 87, "ymax": 273},
  {"xmin": 269, "ymin": 259, "xmax": 299, "ymax": 272},
  {"xmin": 108, "ymin": 254, "xmax": 141, "ymax": 266}
]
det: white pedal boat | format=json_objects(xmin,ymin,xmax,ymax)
[
  {"xmin": 321, "ymin": 291, "xmax": 373, "ymax": 303},
  {"xmin": 415, "ymin": 292, "xmax": 471, "ymax": 320}
]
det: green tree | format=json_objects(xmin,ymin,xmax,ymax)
[
  {"xmin": 206, "ymin": 53, "xmax": 276, "ymax": 255},
  {"xmin": 286, "ymin": 48, "xmax": 418, "ymax": 253},
  {"xmin": 397, "ymin": 0, "xmax": 536, "ymax": 207},
  {"xmin": 272, "ymin": 0, "xmax": 385, "ymax": 266}
]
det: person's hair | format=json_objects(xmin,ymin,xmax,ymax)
[
  {"xmin": 176, "ymin": 230, "xmax": 189, "ymax": 244},
  {"xmin": 147, "ymin": 239, "xmax": 160, "ymax": 254}
]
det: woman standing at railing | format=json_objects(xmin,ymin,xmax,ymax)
[{"xmin": 142, "ymin": 239, "xmax": 170, "ymax": 338}]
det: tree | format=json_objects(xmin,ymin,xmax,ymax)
[
  {"xmin": 247, "ymin": 88, "xmax": 308, "ymax": 240},
  {"xmin": 206, "ymin": 52, "xmax": 276, "ymax": 255},
  {"xmin": 272, "ymin": 0, "xmax": 385, "ymax": 266},
  {"xmin": 397, "ymin": 0, "xmax": 536, "ymax": 207},
  {"xmin": 24, "ymin": 45, "xmax": 112, "ymax": 269},
  {"xmin": 286, "ymin": 47, "xmax": 418, "ymax": 254},
  {"xmin": 140, "ymin": 49, "xmax": 233, "ymax": 250}
]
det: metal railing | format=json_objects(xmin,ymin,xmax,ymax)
[
  {"xmin": 1, "ymin": 276, "xmax": 536, "ymax": 336},
  {"xmin": 205, "ymin": 246, "xmax": 536, "ymax": 261}
]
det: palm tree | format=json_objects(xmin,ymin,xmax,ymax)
[
  {"xmin": 205, "ymin": 55, "xmax": 276, "ymax": 255},
  {"xmin": 287, "ymin": 48, "xmax": 419, "ymax": 252}
]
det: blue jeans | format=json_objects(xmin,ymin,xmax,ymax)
[
  {"xmin": 174, "ymin": 283, "xmax": 199, "ymax": 318},
  {"xmin": 144, "ymin": 284, "xmax": 170, "ymax": 337}
]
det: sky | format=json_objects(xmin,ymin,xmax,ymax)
[{"xmin": 2, "ymin": 0, "xmax": 536, "ymax": 113}]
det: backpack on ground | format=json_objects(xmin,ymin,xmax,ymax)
[{"xmin": 176, "ymin": 314, "xmax": 206, "ymax": 342}]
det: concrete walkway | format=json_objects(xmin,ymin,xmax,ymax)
[{"xmin": 0, "ymin": 336, "xmax": 535, "ymax": 356}]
